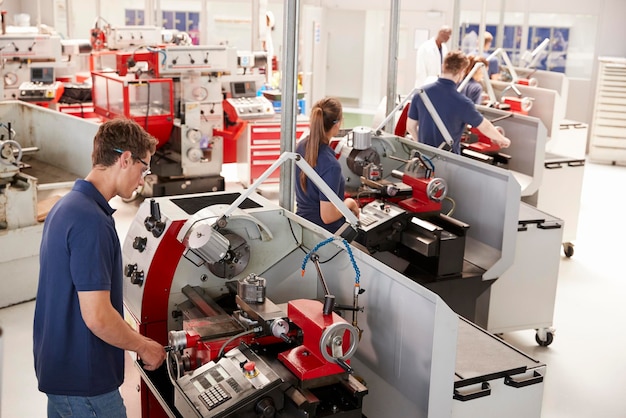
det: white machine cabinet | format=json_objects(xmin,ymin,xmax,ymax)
[
  {"xmin": 523, "ymin": 152, "xmax": 584, "ymax": 257},
  {"xmin": 589, "ymin": 56, "xmax": 626, "ymax": 165},
  {"xmin": 452, "ymin": 319, "xmax": 545, "ymax": 418},
  {"xmin": 477, "ymin": 203, "xmax": 563, "ymax": 345},
  {"xmin": 547, "ymin": 119, "xmax": 588, "ymax": 160}
]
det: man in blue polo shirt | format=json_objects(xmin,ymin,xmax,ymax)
[
  {"xmin": 33, "ymin": 119, "xmax": 166, "ymax": 417},
  {"xmin": 406, "ymin": 50, "xmax": 511, "ymax": 154}
]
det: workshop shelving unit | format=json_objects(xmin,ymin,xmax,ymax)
[{"xmin": 589, "ymin": 56, "xmax": 626, "ymax": 165}]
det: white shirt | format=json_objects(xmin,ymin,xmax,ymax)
[{"xmin": 415, "ymin": 38, "xmax": 448, "ymax": 88}]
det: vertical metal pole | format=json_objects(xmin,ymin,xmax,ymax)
[
  {"xmin": 451, "ymin": 0, "xmax": 461, "ymax": 51},
  {"xmin": 145, "ymin": 0, "xmax": 154, "ymax": 26},
  {"xmin": 496, "ymin": 0, "xmax": 505, "ymax": 49},
  {"xmin": 251, "ymin": 0, "xmax": 261, "ymax": 51},
  {"xmin": 278, "ymin": 0, "xmax": 300, "ymax": 212},
  {"xmin": 36, "ymin": 0, "xmax": 42, "ymax": 28},
  {"xmin": 200, "ymin": 0, "xmax": 208, "ymax": 45},
  {"xmin": 95, "ymin": 0, "xmax": 101, "ymax": 23},
  {"xmin": 65, "ymin": 0, "xmax": 72, "ymax": 38},
  {"xmin": 384, "ymin": 0, "xmax": 400, "ymax": 133},
  {"xmin": 155, "ymin": 0, "xmax": 162, "ymax": 28},
  {"xmin": 478, "ymin": 0, "xmax": 487, "ymax": 54}
]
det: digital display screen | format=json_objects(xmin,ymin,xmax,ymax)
[
  {"xmin": 230, "ymin": 81, "xmax": 255, "ymax": 98},
  {"xmin": 31, "ymin": 67, "xmax": 54, "ymax": 84}
]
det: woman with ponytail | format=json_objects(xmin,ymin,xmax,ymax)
[{"xmin": 295, "ymin": 97, "xmax": 359, "ymax": 233}]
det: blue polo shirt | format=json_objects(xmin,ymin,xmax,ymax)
[
  {"xmin": 460, "ymin": 78, "xmax": 484, "ymax": 105},
  {"xmin": 295, "ymin": 138, "xmax": 346, "ymax": 233},
  {"xmin": 33, "ymin": 179, "xmax": 124, "ymax": 396},
  {"xmin": 409, "ymin": 78, "xmax": 484, "ymax": 154}
]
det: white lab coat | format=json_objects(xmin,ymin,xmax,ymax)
[{"xmin": 415, "ymin": 38, "xmax": 448, "ymax": 88}]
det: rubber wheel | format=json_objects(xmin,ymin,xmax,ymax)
[
  {"xmin": 563, "ymin": 243, "xmax": 574, "ymax": 258},
  {"xmin": 535, "ymin": 331, "xmax": 554, "ymax": 347}
]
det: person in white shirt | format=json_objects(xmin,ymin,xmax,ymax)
[{"xmin": 415, "ymin": 25, "xmax": 452, "ymax": 88}]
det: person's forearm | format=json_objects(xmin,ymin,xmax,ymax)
[
  {"xmin": 406, "ymin": 118, "xmax": 419, "ymax": 141},
  {"xmin": 79, "ymin": 292, "xmax": 151, "ymax": 352},
  {"xmin": 320, "ymin": 200, "xmax": 345, "ymax": 224},
  {"xmin": 91, "ymin": 306, "xmax": 148, "ymax": 351},
  {"xmin": 477, "ymin": 118, "xmax": 505, "ymax": 142}
]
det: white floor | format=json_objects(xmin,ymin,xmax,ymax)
[{"xmin": 1, "ymin": 160, "xmax": 626, "ymax": 418}]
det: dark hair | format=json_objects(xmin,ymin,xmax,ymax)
[
  {"xmin": 443, "ymin": 50, "xmax": 470, "ymax": 76},
  {"xmin": 91, "ymin": 118, "xmax": 158, "ymax": 167},
  {"xmin": 464, "ymin": 54, "xmax": 489, "ymax": 78},
  {"xmin": 300, "ymin": 97, "xmax": 342, "ymax": 191}
]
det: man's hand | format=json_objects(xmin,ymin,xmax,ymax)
[
  {"xmin": 139, "ymin": 338, "xmax": 166, "ymax": 371},
  {"xmin": 495, "ymin": 136, "xmax": 511, "ymax": 148}
]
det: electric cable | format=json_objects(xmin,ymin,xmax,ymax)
[{"xmin": 216, "ymin": 327, "xmax": 260, "ymax": 360}]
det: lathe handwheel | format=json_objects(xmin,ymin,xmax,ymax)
[
  {"xmin": 166, "ymin": 351, "xmax": 190, "ymax": 383},
  {"xmin": 0, "ymin": 140, "xmax": 22, "ymax": 166},
  {"xmin": 426, "ymin": 177, "xmax": 447, "ymax": 202},
  {"xmin": 319, "ymin": 322, "xmax": 359, "ymax": 363}
]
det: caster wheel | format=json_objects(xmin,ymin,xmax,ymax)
[
  {"xmin": 563, "ymin": 242, "xmax": 574, "ymax": 258},
  {"xmin": 535, "ymin": 331, "xmax": 554, "ymax": 347}
]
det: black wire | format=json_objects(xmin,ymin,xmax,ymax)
[{"xmin": 287, "ymin": 217, "xmax": 345, "ymax": 264}]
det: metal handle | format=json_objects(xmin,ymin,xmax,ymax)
[
  {"xmin": 504, "ymin": 370, "xmax": 544, "ymax": 388},
  {"xmin": 453, "ymin": 382, "xmax": 491, "ymax": 402}
]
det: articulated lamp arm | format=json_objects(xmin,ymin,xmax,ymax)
[
  {"xmin": 457, "ymin": 62, "xmax": 485, "ymax": 93},
  {"xmin": 375, "ymin": 87, "xmax": 419, "ymax": 135},
  {"xmin": 415, "ymin": 89, "xmax": 455, "ymax": 149},
  {"xmin": 219, "ymin": 151, "xmax": 359, "ymax": 235},
  {"xmin": 488, "ymin": 48, "xmax": 519, "ymax": 83}
]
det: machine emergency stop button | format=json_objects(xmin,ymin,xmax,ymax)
[{"xmin": 243, "ymin": 361, "xmax": 258, "ymax": 378}]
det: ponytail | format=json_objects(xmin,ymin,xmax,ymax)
[{"xmin": 299, "ymin": 97, "xmax": 342, "ymax": 192}]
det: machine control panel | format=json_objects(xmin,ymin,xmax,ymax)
[
  {"xmin": 358, "ymin": 200, "xmax": 406, "ymax": 232},
  {"xmin": 226, "ymin": 96, "xmax": 275, "ymax": 120},
  {"xmin": 175, "ymin": 344, "xmax": 282, "ymax": 417},
  {"xmin": 0, "ymin": 34, "xmax": 62, "ymax": 60},
  {"xmin": 18, "ymin": 81, "xmax": 63, "ymax": 102},
  {"xmin": 107, "ymin": 26, "xmax": 162, "ymax": 50},
  {"xmin": 159, "ymin": 46, "xmax": 237, "ymax": 75}
]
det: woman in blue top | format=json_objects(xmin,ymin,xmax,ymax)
[
  {"xmin": 295, "ymin": 97, "xmax": 359, "ymax": 233},
  {"xmin": 406, "ymin": 50, "xmax": 510, "ymax": 154},
  {"xmin": 460, "ymin": 55, "xmax": 489, "ymax": 105}
]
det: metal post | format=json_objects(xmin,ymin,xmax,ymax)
[
  {"xmin": 496, "ymin": 0, "xmax": 505, "ymax": 50},
  {"xmin": 278, "ymin": 0, "xmax": 300, "ymax": 212},
  {"xmin": 384, "ymin": 0, "xmax": 400, "ymax": 133},
  {"xmin": 478, "ymin": 0, "xmax": 487, "ymax": 55},
  {"xmin": 251, "ymin": 0, "xmax": 261, "ymax": 51},
  {"xmin": 65, "ymin": 0, "xmax": 72, "ymax": 38},
  {"xmin": 200, "ymin": 0, "xmax": 208, "ymax": 45},
  {"xmin": 451, "ymin": 0, "xmax": 460, "ymax": 50}
]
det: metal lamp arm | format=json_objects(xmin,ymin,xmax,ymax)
[
  {"xmin": 416, "ymin": 89, "xmax": 455, "ymax": 148},
  {"xmin": 375, "ymin": 87, "xmax": 419, "ymax": 135},
  {"xmin": 488, "ymin": 48, "xmax": 519, "ymax": 82},
  {"xmin": 528, "ymin": 38, "xmax": 550, "ymax": 69},
  {"xmin": 457, "ymin": 62, "xmax": 485, "ymax": 93},
  {"xmin": 220, "ymin": 151, "xmax": 359, "ymax": 227}
]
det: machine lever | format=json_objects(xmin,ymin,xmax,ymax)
[{"xmin": 335, "ymin": 358, "xmax": 353, "ymax": 374}]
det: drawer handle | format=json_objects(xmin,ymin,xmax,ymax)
[
  {"xmin": 453, "ymin": 382, "xmax": 491, "ymax": 402},
  {"xmin": 505, "ymin": 370, "xmax": 544, "ymax": 388}
]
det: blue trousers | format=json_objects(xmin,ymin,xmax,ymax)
[{"xmin": 47, "ymin": 389, "xmax": 127, "ymax": 418}]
